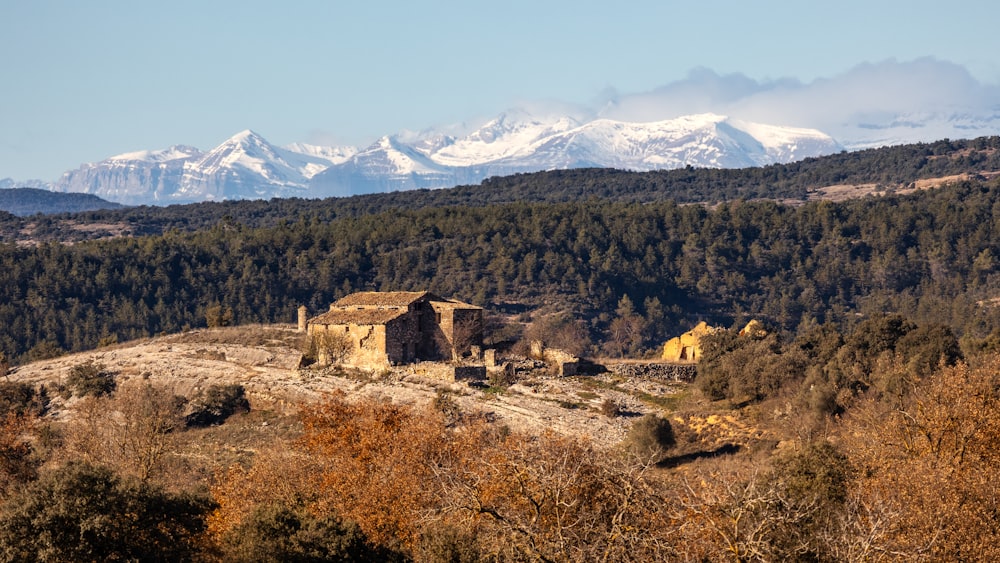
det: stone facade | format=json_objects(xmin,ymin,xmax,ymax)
[
  {"xmin": 662, "ymin": 321, "xmax": 717, "ymax": 363},
  {"xmin": 306, "ymin": 291, "xmax": 483, "ymax": 370}
]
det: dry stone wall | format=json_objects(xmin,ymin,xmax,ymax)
[{"xmin": 605, "ymin": 362, "xmax": 697, "ymax": 382}]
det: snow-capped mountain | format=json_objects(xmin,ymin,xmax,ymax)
[
  {"xmin": 0, "ymin": 178, "xmax": 54, "ymax": 191},
  {"xmin": 172, "ymin": 130, "xmax": 337, "ymax": 201},
  {"xmin": 309, "ymin": 113, "xmax": 841, "ymax": 196},
  {"xmin": 49, "ymin": 113, "xmax": 843, "ymax": 203},
  {"xmin": 54, "ymin": 131, "xmax": 352, "ymax": 204},
  {"xmin": 55, "ymin": 145, "xmax": 203, "ymax": 204}
]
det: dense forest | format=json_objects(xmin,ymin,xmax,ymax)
[{"xmin": 4, "ymin": 170, "xmax": 1000, "ymax": 363}]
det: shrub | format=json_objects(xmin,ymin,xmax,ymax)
[
  {"xmin": 487, "ymin": 365, "xmax": 516, "ymax": 390},
  {"xmin": 0, "ymin": 414, "xmax": 39, "ymax": 496},
  {"xmin": 220, "ymin": 503, "xmax": 393, "ymax": 562},
  {"xmin": 772, "ymin": 441, "xmax": 853, "ymax": 508},
  {"xmin": 0, "ymin": 462, "xmax": 212, "ymax": 562},
  {"xmin": 417, "ymin": 524, "xmax": 481, "ymax": 563},
  {"xmin": 623, "ymin": 413, "xmax": 676, "ymax": 462},
  {"xmin": 66, "ymin": 361, "xmax": 115, "ymax": 398},
  {"xmin": 431, "ymin": 389, "xmax": 462, "ymax": 426},
  {"xmin": 0, "ymin": 382, "xmax": 47, "ymax": 418},
  {"xmin": 600, "ymin": 398, "xmax": 622, "ymax": 418},
  {"xmin": 185, "ymin": 384, "xmax": 250, "ymax": 427}
]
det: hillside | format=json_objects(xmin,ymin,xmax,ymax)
[
  {"xmin": 5, "ymin": 172, "xmax": 1000, "ymax": 365},
  {"xmin": 3, "ymin": 314, "xmax": 998, "ymax": 560},
  {"xmin": 0, "ymin": 187, "xmax": 122, "ymax": 216},
  {"xmin": 3, "ymin": 136, "xmax": 998, "ymax": 246},
  {"xmin": 8, "ymin": 325, "xmax": 726, "ymax": 453}
]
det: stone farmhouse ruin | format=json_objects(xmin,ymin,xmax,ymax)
[
  {"xmin": 661, "ymin": 320, "xmax": 766, "ymax": 363},
  {"xmin": 661, "ymin": 321, "xmax": 717, "ymax": 363},
  {"xmin": 305, "ymin": 291, "xmax": 484, "ymax": 370}
]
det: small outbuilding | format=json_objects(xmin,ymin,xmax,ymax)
[{"xmin": 662, "ymin": 321, "xmax": 717, "ymax": 363}]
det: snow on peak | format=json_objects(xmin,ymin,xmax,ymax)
[
  {"xmin": 227, "ymin": 129, "xmax": 261, "ymax": 142},
  {"xmin": 283, "ymin": 142, "xmax": 358, "ymax": 166},
  {"xmin": 56, "ymin": 114, "xmax": 845, "ymax": 204},
  {"xmin": 107, "ymin": 145, "xmax": 202, "ymax": 163}
]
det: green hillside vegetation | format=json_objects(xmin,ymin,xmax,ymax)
[{"xmin": 3, "ymin": 174, "xmax": 1000, "ymax": 363}]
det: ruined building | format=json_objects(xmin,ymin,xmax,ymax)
[
  {"xmin": 306, "ymin": 291, "xmax": 483, "ymax": 369},
  {"xmin": 662, "ymin": 321, "xmax": 717, "ymax": 363}
]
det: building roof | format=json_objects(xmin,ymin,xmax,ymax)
[
  {"xmin": 331, "ymin": 291, "xmax": 433, "ymax": 308},
  {"xmin": 308, "ymin": 291, "xmax": 482, "ymax": 327},
  {"xmin": 308, "ymin": 307, "xmax": 409, "ymax": 327},
  {"xmin": 429, "ymin": 299, "xmax": 482, "ymax": 311}
]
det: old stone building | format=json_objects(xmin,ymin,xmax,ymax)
[
  {"xmin": 306, "ymin": 291, "xmax": 483, "ymax": 369},
  {"xmin": 662, "ymin": 321, "xmax": 717, "ymax": 363}
]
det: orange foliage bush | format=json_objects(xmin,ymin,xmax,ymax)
[
  {"xmin": 208, "ymin": 391, "xmax": 680, "ymax": 560},
  {"xmin": 842, "ymin": 358, "xmax": 1000, "ymax": 560}
]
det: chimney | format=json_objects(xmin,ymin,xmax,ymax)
[{"xmin": 297, "ymin": 305, "xmax": 308, "ymax": 332}]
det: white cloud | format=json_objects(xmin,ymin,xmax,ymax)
[{"xmin": 599, "ymin": 58, "xmax": 1000, "ymax": 147}]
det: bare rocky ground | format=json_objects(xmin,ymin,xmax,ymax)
[
  {"xmin": 9, "ymin": 325, "xmax": 770, "ymax": 472},
  {"xmin": 8, "ymin": 326, "xmax": 648, "ymax": 442}
]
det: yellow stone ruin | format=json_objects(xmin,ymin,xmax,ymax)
[{"xmin": 662, "ymin": 321, "xmax": 717, "ymax": 363}]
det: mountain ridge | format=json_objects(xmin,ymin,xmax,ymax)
[{"xmin": 42, "ymin": 113, "xmax": 842, "ymax": 204}]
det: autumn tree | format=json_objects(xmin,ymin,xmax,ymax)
[
  {"xmin": 605, "ymin": 295, "xmax": 648, "ymax": 357},
  {"xmin": 63, "ymin": 381, "xmax": 185, "ymax": 482},
  {"xmin": 0, "ymin": 414, "xmax": 39, "ymax": 498},
  {"xmin": 298, "ymin": 393, "xmax": 451, "ymax": 552},
  {"xmin": 840, "ymin": 356, "xmax": 1000, "ymax": 559}
]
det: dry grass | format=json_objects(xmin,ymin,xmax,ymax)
[{"xmin": 11, "ymin": 324, "xmax": 779, "ymax": 477}]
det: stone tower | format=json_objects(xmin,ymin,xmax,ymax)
[{"xmin": 297, "ymin": 305, "xmax": 308, "ymax": 332}]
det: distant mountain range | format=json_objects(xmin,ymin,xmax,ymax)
[
  {"xmin": 18, "ymin": 113, "xmax": 837, "ymax": 205},
  {"xmin": 4, "ymin": 102, "xmax": 999, "ymax": 206}
]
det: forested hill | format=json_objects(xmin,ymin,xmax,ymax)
[
  {"xmin": 2, "ymin": 136, "xmax": 998, "ymax": 244},
  {"xmin": 3, "ymin": 173, "xmax": 1000, "ymax": 363},
  {"xmin": 0, "ymin": 188, "xmax": 122, "ymax": 216}
]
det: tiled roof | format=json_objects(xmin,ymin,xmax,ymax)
[
  {"xmin": 308, "ymin": 307, "xmax": 408, "ymax": 326},
  {"xmin": 308, "ymin": 291, "xmax": 481, "ymax": 327},
  {"xmin": 331, "ymin": 291, "xmax": 431, "ymax": 308},
  {"xmin": 429, "ymin": 299, "xmax": 482, "ymax": 311}
]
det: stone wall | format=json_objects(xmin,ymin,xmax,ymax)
[
  {"xmin": 412, "ymin": 362, "xmax": 486, "ymax": 383},
  {"xmin": 605, "ymin": 362, "xmax": 697, "ymax": 383}
]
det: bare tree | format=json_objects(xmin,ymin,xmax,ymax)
[
  {"xmin": 313, "ymin": 330, "xmax": 354, "ymax": 365},
  {"xmin": 449, "ymin": 312, "xmax": 483, "ymax": 361},
  {"xmin": 64, "ymin": 381, "xmax": 185, "ymax": 482}
]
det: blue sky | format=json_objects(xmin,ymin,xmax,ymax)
[{"xmin": 3, "ymin": 0, "xmax": 1000, "ymax": 180}]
